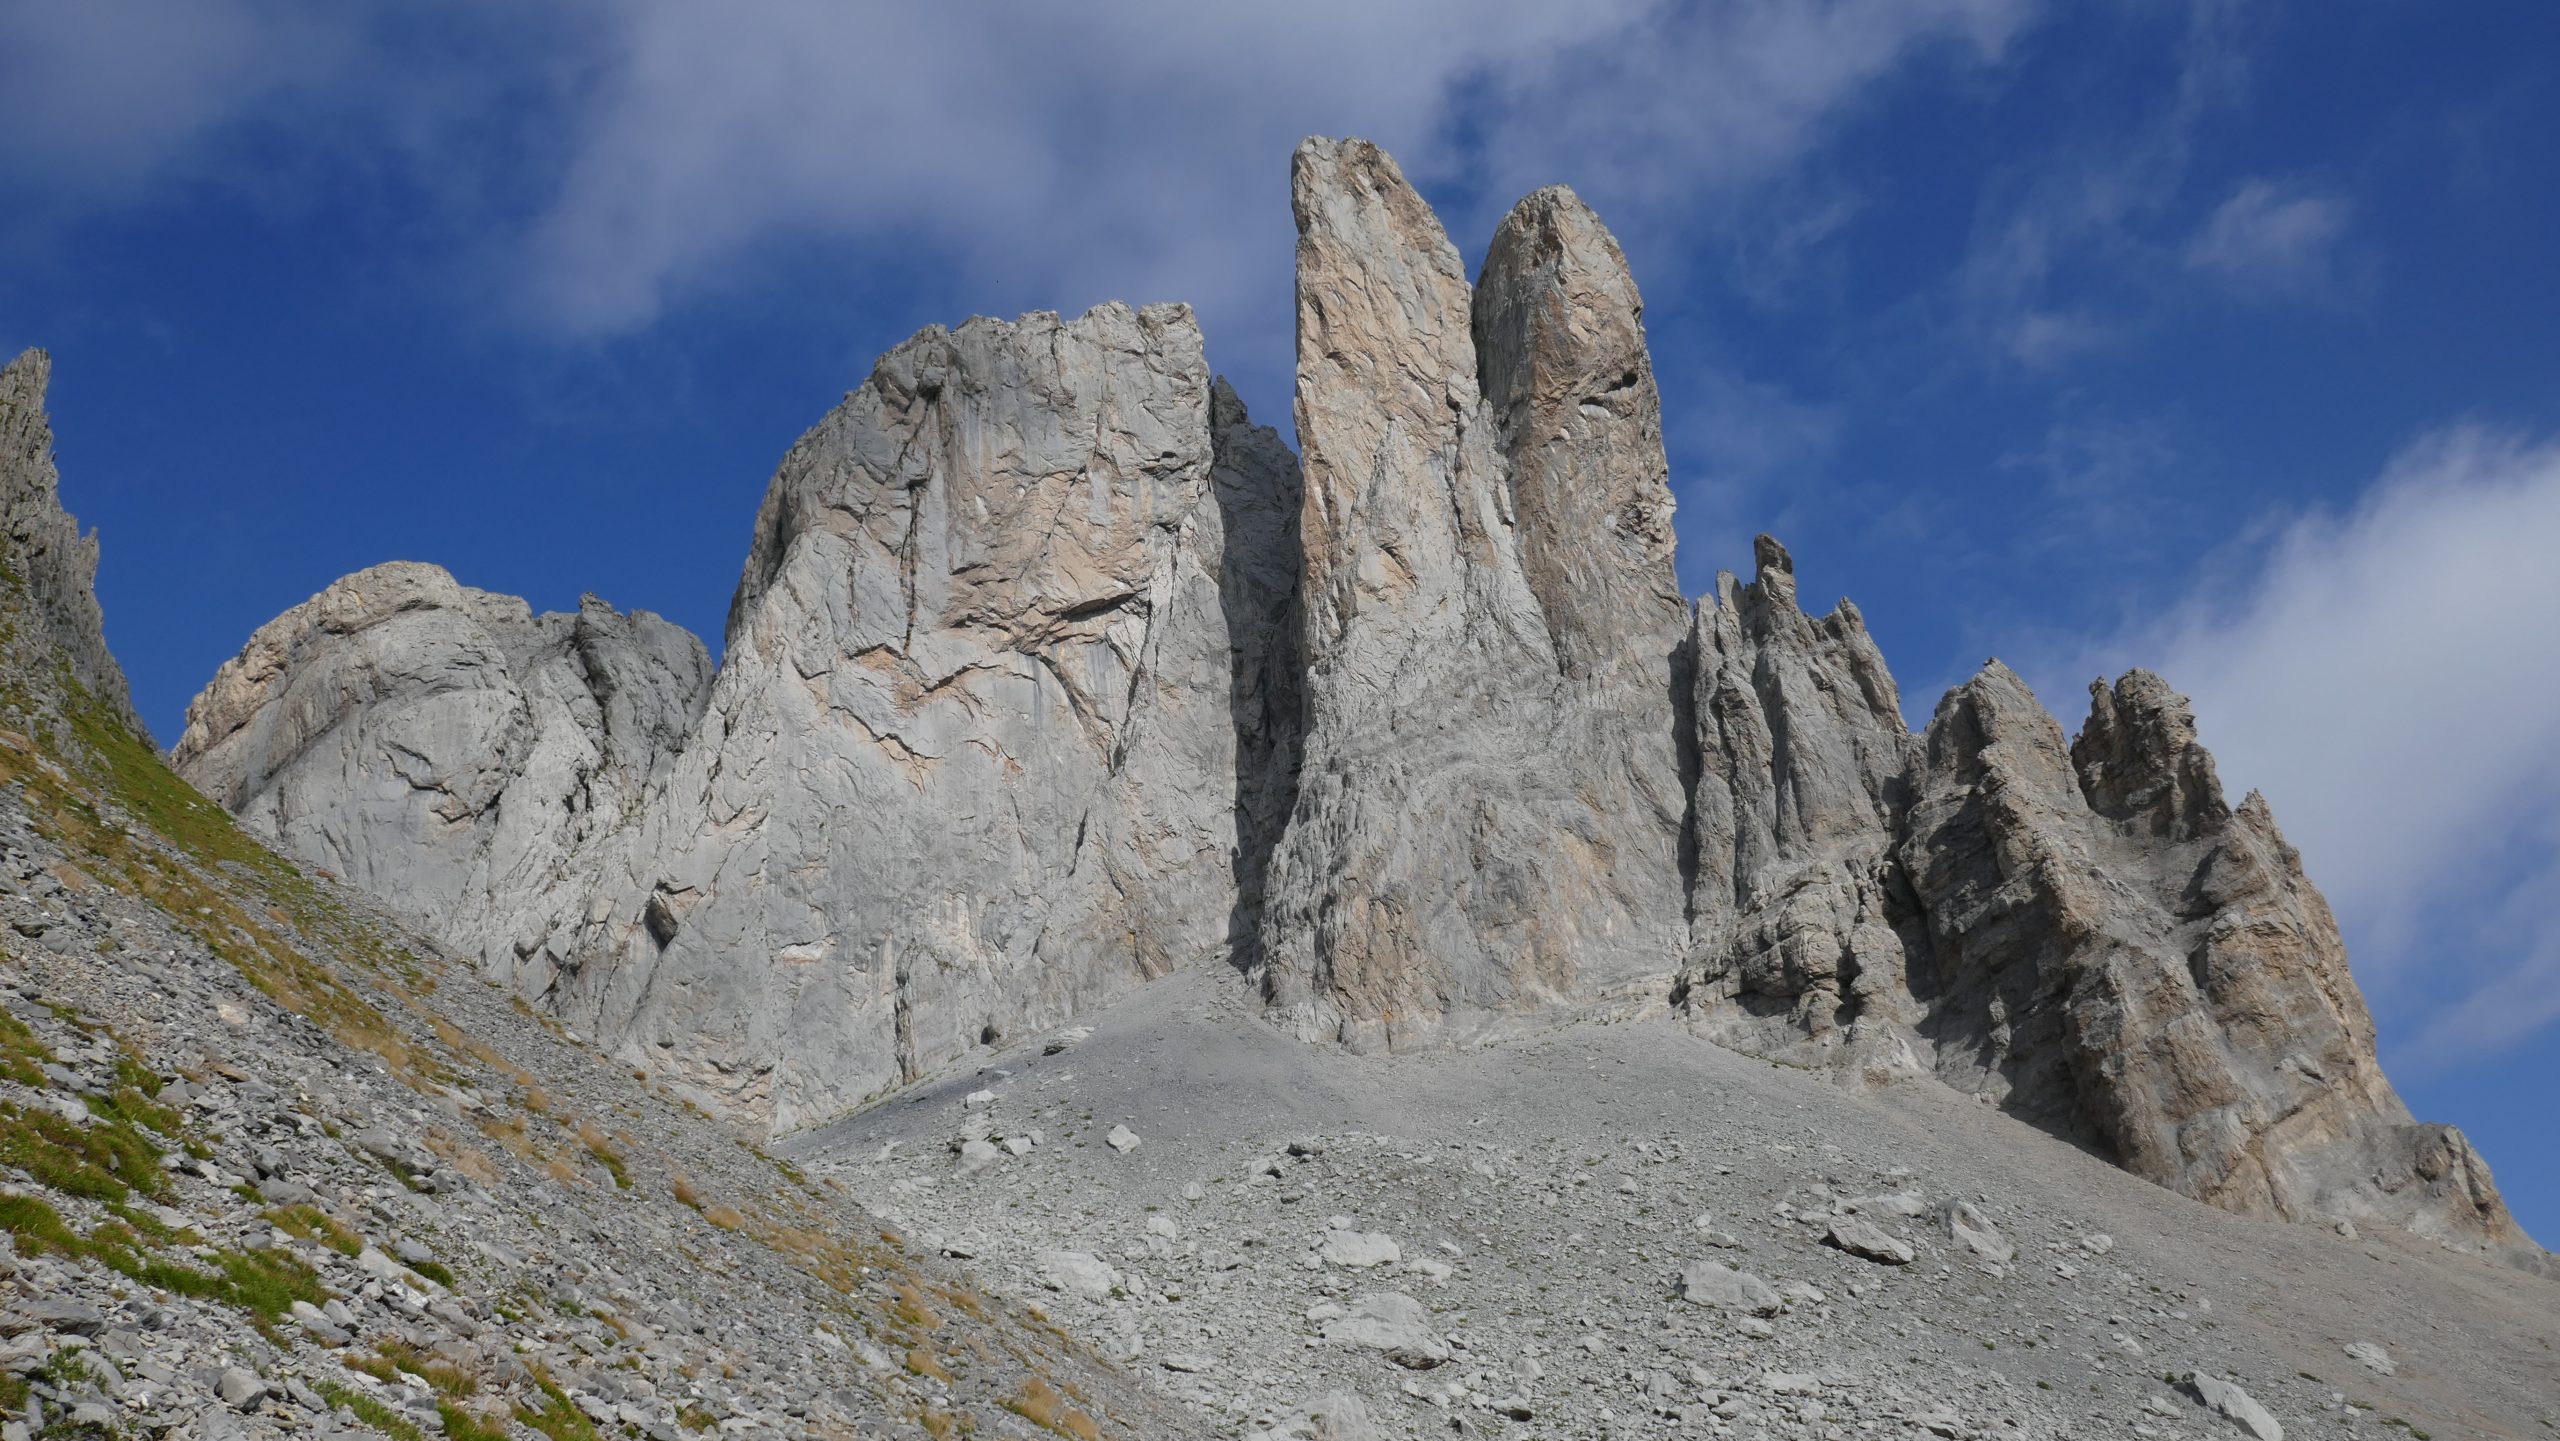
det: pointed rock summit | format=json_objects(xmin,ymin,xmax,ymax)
[
  {"xmin": 168, "ymin": 139, "xmax": 2541, "ymax": 1271},
  {"xmin": 1256, "ymin": 138, "xmax": 1689, "ymax": 1051},
  {"xmin": 0, "ymin": 349, "xmax": 142, "ymax": 736}
]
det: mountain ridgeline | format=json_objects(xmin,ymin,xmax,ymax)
[{"xmin": 156, "ymin": 139, "xmax": 2539, "ymax": 1269}]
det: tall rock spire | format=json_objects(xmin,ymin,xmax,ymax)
[
  {"xmin": 1474, "ymin": 185, "xmax": 1688, "ymax": 683},
  {"xmin": 1254, "ymin": 138, "xmax": 1688, "ymax": 1050}
]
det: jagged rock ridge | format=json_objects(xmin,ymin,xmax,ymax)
[
  {"xmin": 0, "ymin": 349, "xmax": 142, "ymax": 736},
  {"xmin": 167, "ymin": 143, "xmax": 2541, "ymax": 1269}
]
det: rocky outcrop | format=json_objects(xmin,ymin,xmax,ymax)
[
  {"xmin": 0, "ymin": 348, "xmax": 141, "ymax": 735},
  {"xmin": 544, "ymin": 303, "xmax": 1301, "ymax": 1129},
  {"xmin": 1680, "ymin": 536, "xmax": 1925, "ymax": 1075},
  {"xmin": 1895, "ymin": 666, "xmax": 2525, "ymax": 1248},
  {"xmin": 167, "ymin": 138, "xmax": 2541, "ymax": 1268},
  {"xmin": 170, "ymin": 561, "xmax": 711, "ymax": 987},
  {"xmin": 1677, "ymin": 611, "xmax": 2537, "ymax": 1257},
  {"xmin": 1255, "ymin": 139, "xmax": 1688, "ymax": 1050}
]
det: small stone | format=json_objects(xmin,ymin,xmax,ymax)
[
  {"xmin": 1824, "ymin": 1217, "xmax": 1915, "ymax": 1265},
  {"xmin": 2181, "ymin": 1372, "xmax": 2284, "ymax": 1441},
  {"xmin": 1320, "ymin": 1231, "xmax": 1400, "ymax": 1268},
  {"xmin": 1673, "ymin": 1261, "xmax": 1781, "ymax": 1316},
  {"xmin": 1322, "ymin": 1292, "xmax": 1448, "ymax": 1369},
  {"xmin": 1759, "ymin": 1372, "xmax": 1818, "ymax": 1395},
  {"xmin": 1941, "ymin": 1200, "xmax": 2015, "ymax": 1263},
  {"xmin": 963, "ymin": 1089, "xmax": 996, "ymax": 1111},
  {"xmin": 2343, "ymin": 1341, "xmax": 2395, "ymax": 1376},
  {"xmin": 1106, "ymin": 1124, "xmax": 1141, "ymax": 1153},
  {"xmin": 1038, "ymin": 1250, "xmax": 1122, "ymax": 1300},
  {"xmin": 218, "ymin": 1367, "xmax": 267, "ymax": 1408}
]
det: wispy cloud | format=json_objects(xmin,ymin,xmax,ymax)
[
  {"xmin": 0, "ymin": 1, "xmax": 2039, "ymax": 405},
  {"xmin": 2055, "ymin": 427, "xmax": 2560, "ymax": 1073},
  {"xmin": 2182, "ymin": 177, "xmax": 2350, "ymax": 296},
  {"xmin": 1944, "ymin": 0, "xmax": 2258, "ymax": 370}
]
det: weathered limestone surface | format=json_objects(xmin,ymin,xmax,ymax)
[
  {"xmin": 0, "ymin": 349, "xmax": 141, "ymax": 735},
  {"xmin": 1680, "ymin": 536, "xmax": 1926, "ymax": 1078},
  {"xmin": 168, "ymin": 138, "xmax": 2543, "ymax": 1268},
  {"xmin": 1895, "ymin": 666, "xmax": 2527, "ymax": 1249},
  {"xmin": 1680, "ymin": 636, "xmax": 2536, "ymax": 1258},
  {"xmin": 171, "ymin": 561, "xmax": 710, "ymax": 986},
  {"xmin": 1254, "ymin": 139, "xmax": 1688, "ymax": 1051},
  {"xmin": 549, "ymin": 303, "xmax": 1302, "ymax": 1130}
]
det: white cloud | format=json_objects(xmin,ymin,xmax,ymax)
[
  {"xmin": 515, "ymin": 0, "xmax": 2036, "ymax": 381},
  {"xmin": 2182, "ymin": 177, "xmax": 2349, "ymax": 294},
  {"xmin": 2064, "ymin": 428, "xmax": 2560, "ymax": 1071},
  {"xmin": 0, "ymin": 0, "xmax": 2038, "ymax": 399},
  {"xmin": 0, "ymin": 1, "xmax": 350, "ymax": 197}
]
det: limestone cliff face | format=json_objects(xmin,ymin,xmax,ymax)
[
  {"xmin": 545, "ymin": 303, "xmax": 1301, "ymax": 1130},
  {"xmin": 1680, "ymin": 537, "xmax": 1926, "ymax": 1074},
  {"xmin": 0, "ymin": 350, "xmax": 141, "ymax": 736},
  {"xmin": 170, "ymin": 561, "xmax": 710, "ymax": 987},
  {"xmin": 1255, "ymin": 140, "xmax": 1688, "ymax": 1051},
  {"xmin": 1895, "ymin": 667, "xmax": 2522, "ymax": 1248},
  {"xmin": 170, "ymin": 139, "xmax": 2540, "ymax": 1268}
]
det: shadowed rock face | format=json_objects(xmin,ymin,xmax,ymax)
[
  {"xmin": 170, "ymin": 139, "xmax": 2541, "ymax": 1269},
  {"xmin": 0, "ymin": 350, "xmax": 141, "ymax": 736},
  {"xmin": 1676, "ymin": 589, "xmax": 2537, "ymax": 1257}
]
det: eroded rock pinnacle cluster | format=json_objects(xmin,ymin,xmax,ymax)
[{"xmin": 167, "ymin": 139, "xmax": 2539, "ymax": 1268}]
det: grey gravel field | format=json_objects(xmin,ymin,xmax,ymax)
[{"xmin": 797, "ymin": 964, "xmax": 2560, "ymax": 1441}]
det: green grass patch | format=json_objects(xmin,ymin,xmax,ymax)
[
  {"xmin": 264, "ymin": 1203, "xmax": 362, "ymax": 1257},
  {"xmin": 5, "ymin": 1191, "xmax": 328, "ymax": 1333},
  {"xmin": 315, "ymin": 1380, "xmax": 425, "ymax": 1441},
  {"xmin": 515, "ymin": 1366, "xmax": 602, "ymax": 1441},
  {"xmin": 437, "ymin": 1401, "xmax": 511, "ymax": 1441},
  {"xmin": 0, "ymin": 1007, "xmax": 52, "ymax": 1086},
  {"xmin": 0, "ymin": 1099, "xmax": 166, "ymax": 1201}
]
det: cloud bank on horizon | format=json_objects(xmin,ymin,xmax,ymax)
[{"xmin": 4, "ymin": 2, "xmax": 2559, "ymax": 1111}]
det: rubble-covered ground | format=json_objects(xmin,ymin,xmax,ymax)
[
  {"xmin": 0, "ymin": 694, "xmax": 1197, "ymax": 1441},
  {"xmin": 798, "ymin": 966, "xmax": 2560, "ymax": 1441}
]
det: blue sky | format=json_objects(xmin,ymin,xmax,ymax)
[{"xmin": 5, "ymin": 1, "xmax": 2557, "ymax": 1242}]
